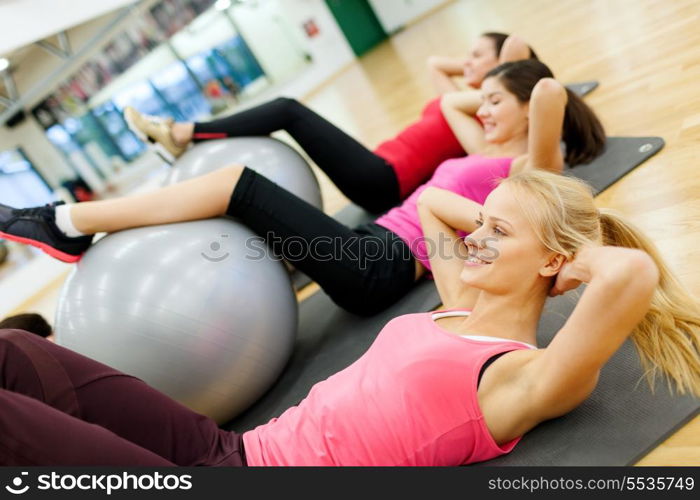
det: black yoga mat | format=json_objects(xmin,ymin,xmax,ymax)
[
  {"xmin": 566, "ymin": 80, "xmax": 599, "ymax": 97},
  {"xmin": 565, "ymin": 136, "xmax": 664, "ymax": 194}
]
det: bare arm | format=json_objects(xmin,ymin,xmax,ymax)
[
  {"xmin": 440, "ymin": 90, "xmax": 487, "ymax": 154},
  {"xmin": 515, "ymin": 78, "xmax": 567, "ymax": 174},
  {"xmin": 499, "ymin": 35, "xmax": 533, "ymax": 63},
  {"xmin": 529, "ymin": 245, "xmax": 659, "ymax": 418},
  {"xmin": 417, "ymin": 187, "xmax": 482, "ymax": 308},
  {"xmin": 427, "ymin": 55, "xmax": 469, "ymax": 94}
]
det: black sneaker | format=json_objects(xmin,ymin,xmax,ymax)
[{"xmin": 0, "ymin": 202, "xmax": 93, "ymax": 263}]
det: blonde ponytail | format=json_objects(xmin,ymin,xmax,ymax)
[
  {"xmin": 503, "ymin": 170, "xmax": 700, "ymax": 397},
  {"xmin": 599, "ymin": 209, "xmax": 700, "ymax": 396}
]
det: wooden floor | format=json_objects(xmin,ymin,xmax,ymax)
[
  {"xmin": 299, "ymin": 0, "xmax": 700, "ymax": 465},
  {"xmin": 8, "ymin": 0, "xmax": 700, "ymax": 465}
]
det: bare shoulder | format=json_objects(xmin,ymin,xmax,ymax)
[{"xmin": 478, "ymin": 349, "xmax": 597, "ymax": 445}]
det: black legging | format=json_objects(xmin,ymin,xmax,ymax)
[
  {"xmin": 227, "ymin": 168, "xmax": 417, "ymax": 316},
  {"xmin": 195, "ymin": 97, "xmax": 401, "ymax": 214}
]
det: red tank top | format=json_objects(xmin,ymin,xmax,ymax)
[{"xmin": 373, "ymin": 97, "xmax": 466, "ymax": 197}]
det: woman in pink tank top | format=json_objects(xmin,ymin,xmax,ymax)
[
  {"xmin": 2, "ymin": 61, "xmax": 604, "ymax": 316},
  {"xmin": 119, "ymin": 33, "xmax": 538, "ymax": 209},
  {"xmin": 1, "ymin": 171, "xmax": 697, "ymax": 466}
]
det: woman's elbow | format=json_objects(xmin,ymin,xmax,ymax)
[
  {"xmin": 607, "ymin": 250, "xmax": 660, "ymax": 295},
  {"xmin": 440, "ymin": 92, "xmax": 461, "ymax": 113},
  {"xmin": 628, "ymin": 251, "xmax": 660, "ymax": 291},
  {"xmin": 532, "ymin": 78, "xmax": 566, "ymax": 103},
  {"xmin": 500, "ymin": 35, "xmax": 531, "ymax": 62},
  {"xmin": 417, "ymin": 187, "xmax": 439, "ymax": 206}
]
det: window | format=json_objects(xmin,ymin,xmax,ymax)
[{"xmin": 0, "ymin": 148, "xmax": 55, "ymax": 208}]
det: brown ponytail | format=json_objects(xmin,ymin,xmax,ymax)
[
  {"xmin": 481, "ymin": 32, "xmax": 509, "ymax": 57},
  {"xmin": 562, "ymin": 89, "xmax": 606, "ymax": 166}
]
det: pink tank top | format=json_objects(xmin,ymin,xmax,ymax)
[
  {"xmin": 242, "ymin": 310, "xmax": 535, "ymax": 466},
  {"xmin": 375, "ymin": 155, "xmax": 513, "ymax": 270},
  {"xmin": 373, "ymin": 97, "xmax": 466, "ymax": 197}
]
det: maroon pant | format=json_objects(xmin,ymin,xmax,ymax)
[{"xmin": 0, "ymin": 329, "xmax": 246, "ymax": 466}]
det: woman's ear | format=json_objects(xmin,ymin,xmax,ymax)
[{"xmin": 539, "ymin": 253, "xmax": 566, "ymax": 277}]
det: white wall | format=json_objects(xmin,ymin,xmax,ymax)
[
  {"xmin": 228, "ymin": 0, "xmax": 354, "ymax": 86},
  {"xmin": 368, "ymin": 0, "xmax": 448, "ymax": 33},
  {"xmin": 272, "ymin": 0, "xmax": 355, "ymax": 85},
  {"xmin": 227, "ymin": 1, "xmax": 310, "ymax": 82}
]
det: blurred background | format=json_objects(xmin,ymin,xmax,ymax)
[{"xmin": 0, "ymin": 0, "xmax": 448, "ymax": 313}]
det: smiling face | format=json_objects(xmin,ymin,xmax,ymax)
[
  {"xmin": 459, "ymin": 183, "xmax": 560, "ymax": 295},
  {"xmin": 463, "ymin": 36, "xmax": 498, "ymax": 89},
  {"xmin": 476, "ymin": 76, "xmax": 530, "ymax": 144},
  {"xmin": 463, "ymin": 36, "xmax": 501, "ymax": 88}
]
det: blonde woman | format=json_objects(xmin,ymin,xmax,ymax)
[{"xmin": 0, "ymin": 170, "xmax": 697, "ymax": 466}]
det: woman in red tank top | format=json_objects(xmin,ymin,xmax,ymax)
[{"xmin": 123, "ymin": 33, "xmax": 537, "ymax": 212}]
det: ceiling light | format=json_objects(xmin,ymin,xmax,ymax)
[
  {"xmin": 0, "ymin": 58, "xmax": 9, "ymax": 72},
  {"xmin": 215, "ymin": 0, "xmax": 231, "ymax": 10}
]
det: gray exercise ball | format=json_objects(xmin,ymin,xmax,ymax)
[
  {"xmin": 54, "ymin": 218, "xmax": 297, "ymax": 423},
  {"xmin": 165, "ymin": 136, "xmax": 323, "ymax": 210}
]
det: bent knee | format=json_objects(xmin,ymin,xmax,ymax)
[
  {"xmin": 272, "ymin": 96, "xmax": 301, "ymax": 109},
  {"xmin": 0, "ymin": 329, "xmax": 33, "ymax": 346},
  {"xmin": 219, "ymin": 163, "xmax": 245, "ymax": 175}
]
